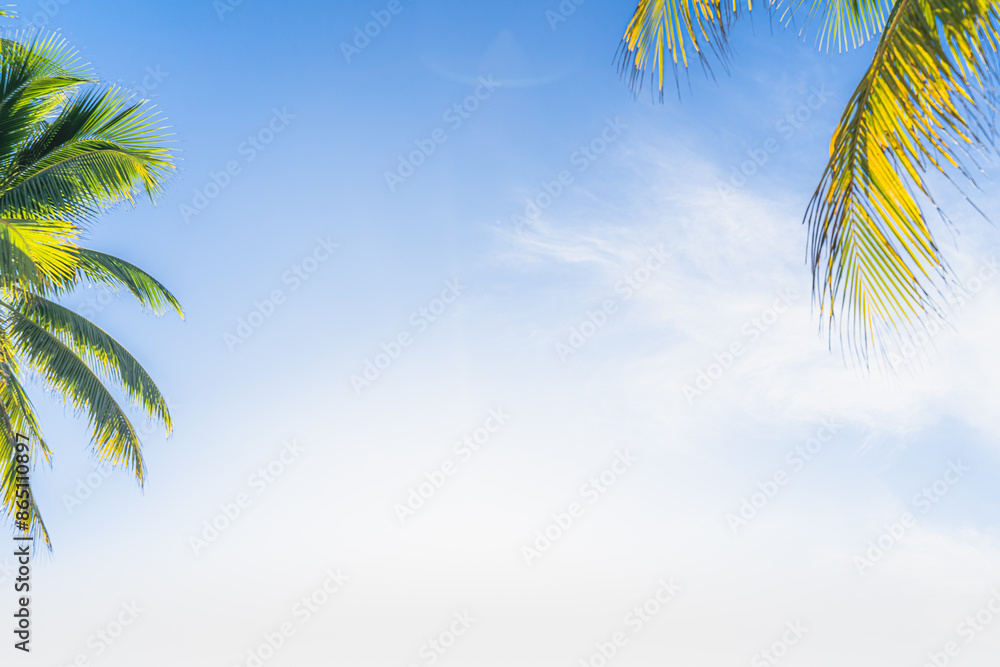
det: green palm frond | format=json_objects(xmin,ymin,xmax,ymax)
[
  {"xmin": 71, "ymin": 249, "xmax": 183, "ymax": 317},
  {"xmin": 0, "ymin": 29, "xmax": 178, "ymax": 547},
  {"xmin": 0, "ymin": 33, "xmax": 88, "ymax": 79},
  {"xmin": 805, "ymin": 0, "xmax": 1000, "ymax": 366},
  {"xmin": 4, "ymin": 304, "xmax": 146, "ymax": 481},
  {"xmin": 0, "ymin": 34, "xmax": 90, "ymax": 168},
  {"xmin": 0, "ymin": 87, "xmax": 173, "ymax": 222},
  {"xmin": 617, "ymin": 0, "xmax": 748, "ymax": 95},
  {"xmin": 0, "ymin": 338, "xmax": 48, "ymax": 457},
  {"xmin": 14, "ymin": 293, "xmax": 171, "ymax": 431}
]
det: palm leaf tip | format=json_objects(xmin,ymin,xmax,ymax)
[
  {"xmin": 617, "ymin": 0, "xmax": 748, "ymax": 96},
  {"xmin": 777, "ymin": 0, "xmax": 895, "ymax": 52},
  {"xmin": 72, "ymin": 249, "xmax": 183, "ymax": 318}
]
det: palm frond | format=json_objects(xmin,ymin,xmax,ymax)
[
  {"xmin": 775, "ymin": 0, "xmax": 895, "ymax": 51},
  {"xmin": 0, "ymin": 33, "xmax": 87, "ymax": 83},
  {"xmin": 70, "ymin": 248, "xmax": 183, "ymax": 317},
  {"xmin": 805, "ymin": 0, "xmax": 1000, "ymax": 366},
  {"xmin": 4, "ymin": 304, "xmax": 145, "ymax": 481},
  {"xmin": 617, "ymin": 0, "xmax": 748, "ymax": 96},
  {"xmin": 0, "ymin": 337, "xmax": 49, "ymax": 459},
  {"xmin": 0, "ymin": 29, "xmax": 177, "ymax": 546},
  {"xmin": 0, "ymin": 328, "xmax": 51, "ymax": 545},
  {"xmin": 0, "ymin": 377, "xmax": 50, "ymax": 546},
  {"xmin": 0, "ymin": 34, "xmax": 90, "ymax": 162},
  {"xmin": 0, "ymin": 87, "xmax": 173, "ymax": 222},
  {"xmin": 14, "ymin": 293, "xmax": 171, "ymax": 432}
]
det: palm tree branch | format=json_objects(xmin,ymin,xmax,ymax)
[
  {"xmin": 66, "ymin": 248, "xmax": 183, "ymax": 317},
  {"xmin": 1, "ymin": 146, "xmax": 165, "ymax": 221},
  {"xmin": 0, "ymin": 34, "xmax": 91, "ymax": 164},
  {"xmin": 0, "ymin": 89, "xmax": 172, "ymax": 220},
  {"xmin": 805, "ymin": 0, "xmax": 1000, "ymax": 365},
  {"xmin": 3, "ymin": 304, "xmax": 146, "ymax": 481},
  {"xmin": 12, "ymin": 293, "xmax": 171, "ymax": 432}
]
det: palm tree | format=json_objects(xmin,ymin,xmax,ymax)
[
  {"xmin": 617, "ymin": 0, "xmax": 995, "ymax": 366},
  {"xmin": 0, "ymin": 32, "xmax": 181, "ymax": 546}
]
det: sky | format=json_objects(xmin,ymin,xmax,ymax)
[{"xmin": 4, "ymin": 0, "xmax": 1000, "ymax": 665}]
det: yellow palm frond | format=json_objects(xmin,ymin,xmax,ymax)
[
  {"xmin": 806, "ymin": 0, "xmax": 1000, "ymax": 366},
  {"xmin": 617, "ymin": 0, "xmax": 748, "ymax": 95}
]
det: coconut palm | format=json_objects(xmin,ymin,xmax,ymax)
[
  {"xmin": 0, "ymin": 32, "xmax": 180, "ymax": 546},
  {"xmin": 617, "ymin": 0, "xmax": 997, "ymax": 366}
]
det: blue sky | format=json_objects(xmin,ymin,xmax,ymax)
[{"xmin": 5, "ymin": 0, "xmax": 1000, "ymax": 665}]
